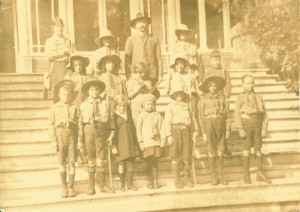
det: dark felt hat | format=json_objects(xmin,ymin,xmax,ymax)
[
  {"xmin": 199, "ymin": 75, "xmax": 225, "ymax": 92},
  {"xmin": 210, "ymin": 49, "xmax": 221, "ymax": 58},
  {"xmin": 169, "ymin": 55, "xmax": 189, "ymax": 69},
  {"xmin": 81, "ymin": 79, "xmax": 106, "ymax": 95},
  {"xmin": 130, "ymin": 12, "xmax": 151, "ymax": 28},
  {"xmin": 98, "ymin": 54, "xmax": 121, "ymax": 68},
  {"xmin": 66, "ymin": 53, "xmax": 90, "ymax": 69}
]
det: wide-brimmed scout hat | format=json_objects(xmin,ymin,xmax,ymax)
[
  {"xmin": 199, "ymin": 75, "xmax": 225, "ymax": 92},
  {"xmin": 81, "ymin": 79, "xmax": 106, "ymax": 95},
  {"xmin": 130, "ymin": 12, "xmax": 151, "ymax": 28},
  {"xmin": 66, "ymin": 53, "xmax": 90, "ymax": 69},
  {"xmin": 175, "ymin": 24, "xmax": 194, "ymax": 38},
  {"xmin": 210, "ymin": 49, "xmax": 221, "ymax": 58},
  {"xmin": 53, "ymin": 79, "xmax": 76, "ymax": 102},
  {"xmin": 141, "ymin": 94, "xmax": 157, "ymax": 107},
  {"xmin": 114, "ymin": 94, "xmax": 128, "ymax": 105},
  {"xmin": 94, "ymin": 29, "xmax": 117, "ymax": 46},
  {"xmin": 169, "ymin": 55, "xmax": 189, "ymax": 69},
  {"xmin": 98, "ymin": 54, "xmax": 121, "ymax": 68}
]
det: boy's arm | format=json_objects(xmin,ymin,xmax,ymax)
[
  {"xmin": 198, "ymin": 98, "xmax": 206, "ymax": 135},
  {"xmin": 48, "ymin": 107, "xmax": 58, "ymax": 150},
  {"xmin": 155, "ymin": 37, "xmax": 163, "ymax": 83},
  {"xmin": 164, "ymin": 105, "xmax": 173, "ymax": 137},
  {"xmin": 224, "ymin": 70, "xmax": 232, "ymax": 99},
  {"xmin": 124, "ymin": 37, "xmax": 133, "ymax": 78},
  {"xmin": 158, "ymin": 113, "xmax": 166, "ymax": 147},
  {"xmin": 77, "ymin": 108, "xmax": 84, "ymax": 143},
  {"xmin": 261, "ymin": 97, "xmax": 269, "ymax": 135},
  {"xmin": 234, "ymin": 95, "xmax": 244, "ymax": 132}
]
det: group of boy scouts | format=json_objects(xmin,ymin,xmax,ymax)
[{"xmin": 48, "ymin": 13, "xmax": 271, "ymax": 198}]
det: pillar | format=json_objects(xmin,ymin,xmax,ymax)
[
  {"xmin": 198, "ymin": 0, "xmax": 208, "ymax": 52},
  {"xmin": 222, "ymin": 0, "xmax": 232, "ymax": 51}
]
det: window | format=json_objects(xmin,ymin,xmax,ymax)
[
  {"xmin": 180, "ymin": 0, "xmax": 199, "ymax": 46},
  {"xmin": 31, "ymin": 0, "xmax": 58, "ymax": 53},
  {"xmin": 73, "ymin": 0, "xmax": 99, "ymax": 51},
  {"xmin": 205, "ymin": 0, "xmax": 224, "ymax": 49},
  {"xmin": 105, "ymin": 0, "xmax": 131, "ymax": 51},
  {"xmin": 143, "ymin": 0, "xmax": 168, "ymax": 47}
]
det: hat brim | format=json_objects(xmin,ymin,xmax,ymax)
[
  {"xmin": 199, "ymin": 76, "xmax": 225, "ymax": 92},
  {"xmin": 98, "ymin": 54, "xmax": 121, "ymax": 68},
  {"xmin": 53, "ymin": 79, "xmax": 76, "ymax": 102},
  {"xmin": 94, "ymin": 35, "xmax": 117, "ymax": 46},
  {"xmin": 66, "ymin": 55, "xmax": 90, "ymax": 68},
  {"xmin": 130, "ymin": 17, "xmax": 151, "ymax": 28},
  {"xmin": 81, "ymin": 80, "xmax": 106, "ymax": 95},
  {"xmin": 175, "ymin": 29, "xmax": 194, "ymax": 38},
  {"xmin": 170, "ymin": 90, "xmax": 189, "ymax": 100},
  {"xmin": 170, "ymin": 57, "xmax": 189, "ymax": 69}
]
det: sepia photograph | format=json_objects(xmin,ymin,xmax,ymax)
[{"xmin": 0, "ymin": 0, "xmax": 299, "ymax": 211}]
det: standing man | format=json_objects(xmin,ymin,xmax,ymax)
[{"xmin": 125, "ymin": 12, "xmax": 163, "ymax": 86}]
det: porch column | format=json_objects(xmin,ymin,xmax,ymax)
[
  {"xmin": 16, "ymin": 0, "xmax": 31, "ymax": 73},
  {"xmin": 222, "ymin": 0, "xmax": 232, "ymax": 51},
  {"xmin": 167, "ymin": 0, "xmax": 181, "ymax": 57},
  {"xmin": 130, "ymin": 0, "xmax": 142, "ymax": 34},
  {"xmin": 198, "ymin": 0, "xmax": 208, "ymax": 52},
  {"xmin": 98, "ymin": 0, "xmax": 107, "ymax": 32},
  {"xmin": 59, "ymin": 0, "xmax": 69, "ymax": 38}
]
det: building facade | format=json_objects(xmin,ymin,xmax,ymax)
[{"xmin": 1, "ymin": 0, "xmax": 234, "ymax": 73}]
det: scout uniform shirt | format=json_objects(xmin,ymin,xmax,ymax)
[
  {"xmin": 49, "ymin": 101, "xmax": 83, "ymax": 142},
  {"xmin": 80, "ymin": 98, "xmax": 109, "ymax": 126},
  {"xmin": 234, "ymin": 91, "xmax": 268, "ymax": 132}
]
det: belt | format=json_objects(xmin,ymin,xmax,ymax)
[
  {"xmin": 84, "ymin": 121, "xmax": 104, "ymax": 128},
  {"xmin": 56, "ymin": 125, "xmax": 72, "ymax": 129},
  {"xmin": 204, "ymin": 114, "xmax": 219, "ymax": 119},
  {"xmin": 241, "ymin": 113, "xmax": 263, "ymax": 119},
  {"xmin": 172, "ymin": 124, "xmax": 189, "ymax": 129}
]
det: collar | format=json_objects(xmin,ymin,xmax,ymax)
[
  {"xmin": 135, "ymin": 32, "xmax": 148, "ymax": 38},
  {"xmin": 204, "ymin": 93, "xmax": 219, "ymax": 99},
  {"xmin": 86, "ymin": 97, "xmax": 100, "ymax": 104},
  {"xmin": 115, "ymin": 110, "xmax": 128, "ymax": 120}
]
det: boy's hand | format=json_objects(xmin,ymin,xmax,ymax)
[
  {"xmin": 77, "ymin": 141, "xmax": 83, "ymax": 150},
  {"xmin": 239, "ymin": 130, "xmax": 247, "ymax": 138},
  {"xmin": 139, "ymin": 143, "xmax": 144, "ymax": 151},
  {"xmin": 167, "ymin": 136, "xmax": 173, "ymax": 146},
  {"xmin": 160, "ymin": 142, "xmax": 165, "ymax": 148},
  {"xmin": 51, "ymin": 140, "xmax": 58, "ymax": 152},
  {"xmin": 112, "ymin": 148, "xmax": 118, "ymax": 155},
  {"xmin": 157, "ymin": 76, "xmax": 162, "ymax": 85},
  {"xmin": 107, "ymin": 131, "xmax": 115, "ymax": 146},
  {"xmin": 226, "ymin": 130, "xmax": 231, "ymax": 139},
  {"xmin": 261, "ymin": 129, "xmax": 267, "ymax": 138},
  {"xmin": 202, "ymin": 134, "xmax": 208, "ymax": 143},
  {"xmin": 192, "ymin": 132, "xmax": 198, "ymax": 143}
]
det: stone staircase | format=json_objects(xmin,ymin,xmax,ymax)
[{"xmin": 0, "ymin": 67, "xmax": 299, "ymax": 212}]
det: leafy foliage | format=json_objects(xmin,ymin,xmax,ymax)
[{"xmin": 229, "ymin": 0, "xmax": 299, "ymax": 92}]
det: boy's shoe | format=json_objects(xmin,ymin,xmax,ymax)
[
  {"xmin": 61, "ymin": 186, "xmax": 68, "ymax": 198},
  {"xmin": 223, "ymin": 149, "xmax": 232, "ymax": 157},
  {"xmin": 174, "ymin": 181, "xmax": 184, "ymax": 189},
  {"xmin": 153, "ymin": 180, "xmax": 161, "ymax": 189},
  {"xmin": 218, "ymin": 176, "xmax": 228, "ymax": 185},
  {"xmin": 86, "ymin": 186, "xmax": 95, "ymax": 195},
  {"xmin": 68, "ymin": 186, "xmax": 76, "ymax": 197},
  {"xmin": 127, "ymin": 184, "xmax": 138, "ymax": 191},
  {"xmin": 256, "ymin": 172, "xmax": 272, "ymax": 184},
  {"xmin": 100, "ymin": 185, "xmax": 115, "ymax": 193},
  {"xmin": 244, "ymin": 173, "xmax": 251, "ymax": 184}
]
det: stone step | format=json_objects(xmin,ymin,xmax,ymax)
[
  {"xmin": 0, "ymin": 107, "xmax": 49, "ymax": 120},
  {"xmin": 0, "ymin": 99, "xmax": 52, "ymax": 109},
  {"xmin": 0, "ymin": 81, "xmax": 44, "ymax": 90},
  {"xmin": 1, "ymin": 162, "xmax": 299, "ymax": 202},
  {"xmin": 0, "ymin": 127, "xmax": 49, "ymax": 140},
  {"xmin": 0, "ymin": 117, "xmax": 49, "ymax": 128},
  {"xmin": 0, "ymin": 149, "xmax": 57, "ymax": 167},
  {"xmin": 228, "ymin": 68, "xmax": 270, "ymax": 72},
  {"xmin": 0, "ymin": 138, "xmax": 51, "ymax": 153},
  {"xmin": 0, "ymin": 73, "xmax": 43, "ymax": 83},
  {"xmin": 231, "ymin": 83, "xmax": 286, "ymax": 93},
  {"xmin": 0, "ymin": 89, "xmax": 44, "ymax": 99},
  {"xmin": 2, "ymin": 177, "xmax": 300, "ymax": 212},
  {"xmin": 1, "ymin": 150, "xmax": 299, "ymax": 183}
]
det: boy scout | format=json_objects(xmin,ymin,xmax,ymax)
[
  {"xmin": 198, "ymin": 75, "xmax": 231, "ymax": 185},
  {"xmin": 80, "ymin": 79, "xmax": 114, "ymax": 195},
  {"xmin": 49, "ymin": 79, "xmax": 83, "ymax": 198},
  {"xmin": 234, "ymin": 74, "xmax": 271, "ymax": 184}
]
